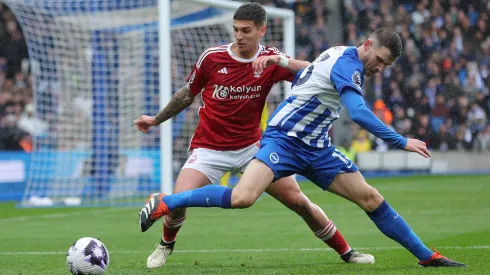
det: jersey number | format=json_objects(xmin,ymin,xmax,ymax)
[
  {"xmin": 294, "ymin": 65, "xmax": 314, "ymax": 86},
  {"xmin": 293, "ymin": 53, "xmax": 331, "ymax": 87}
]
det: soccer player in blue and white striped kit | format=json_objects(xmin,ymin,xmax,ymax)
[{"xmin": 140, "ymin": 28, "xmax": 465, "ymax": 267}]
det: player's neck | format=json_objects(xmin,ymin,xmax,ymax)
[
  {"xmin": 231, "ymin": 43, "xmax": 260, "ymax": 59},
  {"xmin": 356, "ymin": 46, "xmax": 364, "ymax": 60}
]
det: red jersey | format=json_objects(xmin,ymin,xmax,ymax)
[{"xmin": 186, "ymin": 43, "xmax": 295, "ymax": 151}]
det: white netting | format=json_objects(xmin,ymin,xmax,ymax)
[{"xmin": 4, "ymin": 0, "xmax": 292, "ymax": 207}]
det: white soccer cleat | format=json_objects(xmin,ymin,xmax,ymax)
[
  {"xmin": 146, "ymin": 243, "xmax": 174, "ymax": 269},
  {"xmin": 342, "ymin": 251, "xmax": 375, "ymax": 264}
]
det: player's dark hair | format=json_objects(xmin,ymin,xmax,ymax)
[
  {"xmin": 371, "ymin": 27, "xmax": 402, "ymax": 57},
  {"xmin": 233, "ymin": 2, "xmax": 267, "ymax": 27}
]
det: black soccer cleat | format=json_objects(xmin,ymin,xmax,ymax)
[{"xmin": 418, "ymin": 249, "xmax": 466, "ymax": 267}]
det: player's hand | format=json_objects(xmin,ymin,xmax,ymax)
[
  {"xmin": 404, "ymin": 138, "xmax": 431, "ymax": 158},
  {"xmin": 133, "ymin": 115, "xmax": 157, "ymax": 134},
  {"xmin": 252, "ymin": 55, "xmax": 280, "ymax": 74}
]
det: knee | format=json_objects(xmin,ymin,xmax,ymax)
[
  {"xmin": 361, "ymin": 187, "xmax": 384, "ymax": 212},
  {"xmin": 286, "ymin": 193, "xmax": 312, "ymax": 216},
  {"xmin": 231, "ymin": 192, "xmax": 257, "ymax": 209}
]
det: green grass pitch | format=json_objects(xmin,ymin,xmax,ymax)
[{"xmin": 1, "ymin": 175, "xmax": 489, "ymax": 274}]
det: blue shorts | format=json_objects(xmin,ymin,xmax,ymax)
[{"xmin": 255, "ymin": 129, "xmax": 358, "ymax": 190}]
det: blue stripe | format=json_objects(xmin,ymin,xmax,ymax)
[
  {"xmin": 291, "ymin": 68, "xmax": 305, "ymax": 88},
  {"xmin": 295, "ymin": 107, "xmax": 332, "ymax": 140},
  {"xmin": 276, "ymin": 96, "xmax": 316, "ymax": 128},
  {"xmin": 16, "ymin": 1, "xmax": 223, "ymax": 25},
  {"xmin": 20, "ymin": 0, "xmax": 158, "ymax": 16},
  {"xmin": 281, "ymin": 97, "xmax": 322, "ymax": 131},
  {"xmin": 172, "ymin": 8, "xmax": 225, "ymax": 27},
  {"xmin": 267, "ymin": 96, "xmax": 296, "ymax": 124},
  {"xmin": 309, "ymin": 118, "xmax": 336, "ymax": 147}
]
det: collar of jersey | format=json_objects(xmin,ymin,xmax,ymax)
[{"xmin": 227, "ymin": 43, "xmax": 263, "ymax": 63}]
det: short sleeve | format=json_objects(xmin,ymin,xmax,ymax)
[
  {"xmin": 273, "ymin": 66, "xmax": 295, "ymax": 83},
  {"xmin": 186, "ymin": 51, "xmax": 212, "ymax": 95},
  {"xmin": 267, "ymin": 47, "xmax": 295, "ymax": 83},
  {"xmin": 330, "ymin": 55, "xmax": 364, "ymax": 95}
]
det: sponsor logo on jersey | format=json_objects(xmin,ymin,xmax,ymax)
[{"xmin": 212, "ymin": 84, "xmax": 262, "ymax": 100}]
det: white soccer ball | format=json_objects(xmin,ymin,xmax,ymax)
[{"xmin": 66, "ymin": 237, "xmax": 110, "ymax": 275}]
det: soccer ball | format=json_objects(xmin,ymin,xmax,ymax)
[{"xmin": 66, "ymin": 237, "xmax": 110, "ymax": 275}]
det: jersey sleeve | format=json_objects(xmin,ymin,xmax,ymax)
[
  {"xmin": 185, "ymin": 50, "xmax": 213, "ymax": 95},
  {"xmin": 330, "ymin": 55, "xmax": 364, "ymax": 95},
  {"xmin": 341, "ymin": 88, "xmax": 407, "ymax": 149},
  {"xmin": 268, "ymin": 47, "xmax": 295, "ymax": 83},
  {"xmin": 273, "ymin": 65, "xmax": 295, "ymax": 83}
]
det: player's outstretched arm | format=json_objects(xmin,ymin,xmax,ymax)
[
  {"xmin": 341, "ymin": 88, "xmax": 431, "ymax": 158},
  {"xmin": 253, "ymin": 55, "xmax": 310, "ymax": 74},
  {"xmin": 134, "ymin": 86, "xmax": 196, "ymax": 134}
]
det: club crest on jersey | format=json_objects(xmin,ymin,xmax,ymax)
[
  {"xmin": 254, "ymin": 71, "xmax": 261, "ymax": 78},
  {"xmin": 351, "ymin": 70, "xmax": 362, "ymax": 89}
]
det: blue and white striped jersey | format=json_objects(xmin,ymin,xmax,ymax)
[{"xmin": 267, "ymin": 46, "xmax": 364, "ymax": 148}]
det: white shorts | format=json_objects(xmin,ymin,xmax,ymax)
[{"xmin": 182, "ymin": 142, "xmax": 260, "ymax": 184}]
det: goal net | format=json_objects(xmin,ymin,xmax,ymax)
[{"xmin": 5, "ymin": 0, "xmax": 294, "ymax": 207}]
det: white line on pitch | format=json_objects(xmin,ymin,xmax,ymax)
[{"xmin": 0, "ymin": 246, "xmax": 488, "ymax": 255}]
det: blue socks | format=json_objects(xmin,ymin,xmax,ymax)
[
  {"xmin": 366, "ymin": 200, "xmax": 433, "ymax": 260},
  {"xmin": 162, "ymin": 185, "xmax": 233, "ymax": 211}
]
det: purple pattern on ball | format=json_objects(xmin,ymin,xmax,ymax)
[{"xmin": 83, "ymin": 240, "xmax": 109, "ymax": 269}]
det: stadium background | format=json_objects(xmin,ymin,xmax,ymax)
[
  {"xmin": 0, "ymin": 1, "xmax": 489, "ymax": 274},
  {"xmin": 0, "ymin": 0, "xmax": 489, "ymax": 202}
]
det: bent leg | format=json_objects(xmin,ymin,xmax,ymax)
[
  {"xmin": 328, "ymin": 171, "xmax": 433, "ymax": 261},
  {"xmin": 162, "ymin": 159, "xmax": 274, "ymax": 210},
  {"xmin": 266, "ymin": 177, "xmax": 351, "ymax": 255},
  {"xmin": 162, "ymin": 168, "xmax": 212, "ymax": 243},
  {"xmin": 146, "ymin": 151, "xmax": 227, "ymax": 269},
  {"xmin": 266, "ymin": 176, "xmax": 329, "ymax": 232},
  {"xmin": 231, "ymin": 159, "xmax": 275, "ymax": 208}
]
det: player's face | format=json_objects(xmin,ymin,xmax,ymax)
[
  {"xmin": 362, "ymin": 40, "xmax": 397, "ymax": 77},
  {"xmin": 233, "ymin": 20, "xmax": 266, "ymax": 53}
]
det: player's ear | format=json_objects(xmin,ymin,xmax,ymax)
[
  {"xmin": 259, "ymin": 25, "xmax": 267, "ymax": 37},
  {"xmin": 364, "ymin": 39, "xmax": 372, "ymax": 52}
]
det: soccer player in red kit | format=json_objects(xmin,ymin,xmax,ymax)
[{"xmin": 134, "ymin": 2, "xmax": 374, "ymax": 269}]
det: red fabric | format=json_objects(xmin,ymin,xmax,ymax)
[{"xmin": 185, "ymin": 44, "xmax": 294, "ymax": 151}]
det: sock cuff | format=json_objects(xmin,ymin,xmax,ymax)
[
  {"xmin": 160, "ymin": 238, "xmax": 176, "ymax": 247},
  {"xmin": 221, "ymin": 188, "xmax": 233, "ymax": 209},
  {"xmin": 314, "ymin": 221, "xmax": 337, "ymax": 241},
  {"xmin": 366, "ymin": 200, "xmax": 390, "ymax": 218}
]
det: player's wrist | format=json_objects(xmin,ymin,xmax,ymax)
[
  {"xmin": 151, "ymin": 117, "xmax": 160, "ymax": 126},
  {"xmin": 278, "ymin": 56, "xmax": 289, "ymax": 68}
]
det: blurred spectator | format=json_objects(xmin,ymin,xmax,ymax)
[
  {"xmin": 343, "ymin": 0, "xmax": 490, "ymax": 152},
  {"xmin": 17, "ymin": 103, "xmax": 48, "ymax": 137},
  {"xmin": 477, "ymin": 124, "xmax": 490, "ymax": 152},
  {"xmin": 0, "ymin": 4, "xmax": 34, "ymax": 152},
  {"xmin": 351, "ymin": 129, "xmax": 372, "ymax": 153}
]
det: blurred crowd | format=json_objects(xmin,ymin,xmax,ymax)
[
  {"xmin": 342, "ymin": 0, "xmax": 490, "ymax": 156},
  {"xmin": 0, "ymin": 3, "xmax": 36, "ymax": 151}
]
